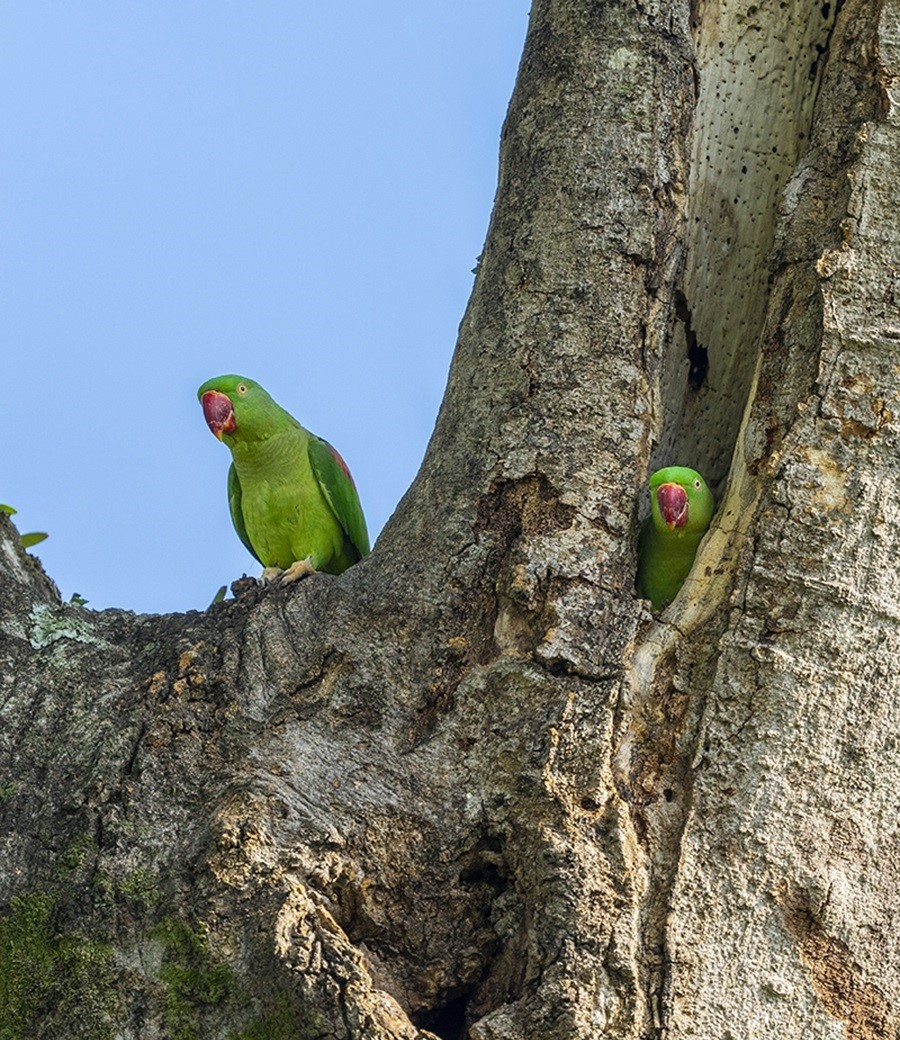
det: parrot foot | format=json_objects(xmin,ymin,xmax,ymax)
[
  {"xmin": 260, "ymin": 567, "xmax": 284, "ymax": 584},
  {"xmin": 281, "ymin": 557, "xmax": 317, "ymax": 583}
]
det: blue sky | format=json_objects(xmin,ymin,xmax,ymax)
[{"xmin": 2, "ymin": 4, "xmax": 529, "ymax": 614}]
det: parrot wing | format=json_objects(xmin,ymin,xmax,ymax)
[
  {"xmin": 227, "ymin": 462, "xmax": 262, "ymax": 564},
  {"xmin": 307, "ymin": 436, "xmax": 370, "ymax": 559}
]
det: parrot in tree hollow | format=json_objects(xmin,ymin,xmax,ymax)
[
  {"xmin": 198, "ymin": 374, "xmax": 370, "ymax": 581},
  {"xmin": 636, "ymin": 466, "xmax": 714, "ymax": 610}
]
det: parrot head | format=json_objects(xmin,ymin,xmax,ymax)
[
  {"xmin": 648, "ymin": 466, "xmax": 714, "ymax": 534},
  {"xmin": 198, "ymin": 375, "xmax": 283, "ymax": 443}
]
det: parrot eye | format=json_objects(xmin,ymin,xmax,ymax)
[
  {"xmin": 236, "ymin": 383, "xmax": 248, "ymax": 395},
  {"xmin": 693, "ymin": 479, "xmax": 702, "ymax": 490}
]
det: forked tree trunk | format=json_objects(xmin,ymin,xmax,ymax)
[{"xmin": 2, "ymin": 1, "xmax": 898, "ymax": 1037}]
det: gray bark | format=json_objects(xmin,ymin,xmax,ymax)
[{"xmin": 1, "ymin": 1, "xmax": 898, "ymax": 1038}]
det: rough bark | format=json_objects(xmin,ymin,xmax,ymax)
[{"xmin": 1, "ymin": 1, "xmax": 898, "ymax": 1038}]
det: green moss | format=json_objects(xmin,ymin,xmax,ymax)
[
  {"xmin": 230, "ymin": 1000, "xmax": 296, "ymax": 1039},
  {"xmin": 152, "ymin": 919, "xmax": 325, "ymax": 1040},
  {"xmin": 231, "ymin": 991, "xmax": 326, "ymax": 1040},
  {"xmin": 153, "ymin": 917, "xmax": 237, "ymax": 1040},
  {"xmin": 53, "ymin": 833, "xmax": 95, "ymax": 877},
  {"xmin": 0, "ymin": 891, "xmax": 116, "ymax": 1040},
  {"xmin": 118, "ymin": 867, "xmax": 160, "ymax": 912}
]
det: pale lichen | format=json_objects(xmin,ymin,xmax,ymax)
[{"xmin": 28, "ymin": 603, "xmax": 109, "ymax": 650}]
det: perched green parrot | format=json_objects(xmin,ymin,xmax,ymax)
[
  {"xmin": 636, "ymin": 466, "xmax": 714, "ymax": 610},
  {"xmin": 198, "ymin": 374, "xmax": 370, "ymax": 581}
]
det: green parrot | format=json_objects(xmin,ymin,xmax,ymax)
[
  {"xmin": 636, "ymin": 466, "xmax": 714, "ymax": 610},
  {"xmin": 198, "ymin": 374, "xmax": 370, "ymax": 581}
]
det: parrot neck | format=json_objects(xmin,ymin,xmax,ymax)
[
  {"xmin": 230, "ymin": 428, "xmax": 310, "ymax": 480},
  {"xmin": 651, "ymin": 522, "xmax": 706, "ymax": 560}
]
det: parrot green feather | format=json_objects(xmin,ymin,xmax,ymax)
[
  {"xmin": 307, "ymin": 436, "xmax": 370, "ymax": 562},
  {"xmin": 636, "ymin": 466, "xmax": 714, "ymax": 610},
  {"xmin": 227, "ymin": 462, "xmax": 258, "ymax": 562},
  {"xmin": 198, "ymin": 374, "xmax": 370, "ymax": 575}
]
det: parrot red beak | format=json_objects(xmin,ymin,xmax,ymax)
[
  {"xmin": 656, "ymin": 482, "xmax": 689, "ymax": 529},
  {"xmin": 201, "ymin": 391, "xmax": 236, "ymax": 440}
]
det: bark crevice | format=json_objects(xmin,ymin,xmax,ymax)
[{"xmin": 657, "ymin": 0, "xmax": 841, "ymax": 488}]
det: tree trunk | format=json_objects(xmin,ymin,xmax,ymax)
[{"xmin": 2, "ymin": 1, "xmax": 898, "ymax": 1037}]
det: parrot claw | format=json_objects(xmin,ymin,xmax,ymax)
[
  {"xmin": 281, "ymin": 557, "xmax": 317, "ymax": 583},
  {"xmin": 259, "ymin": 559, "xmax": 316, "ymax": 585}
]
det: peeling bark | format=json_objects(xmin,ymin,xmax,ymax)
[{"xmin": 2, "ymin": 1, "xmax": 899, "ymax": 1037}]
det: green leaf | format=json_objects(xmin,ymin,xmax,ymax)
[
  {"xmin": 2, "ymin": 507, "xmax": 50, "ymax": 548},
  {"xmin": 69, "ymin": 593, "xmax": 89, "ymax": 607},
  {"xmin": 209, "ymin": 585, "xmax": 228, "ymax": 607}
]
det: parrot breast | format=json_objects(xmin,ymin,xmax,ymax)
[
  {"xmin": 202, "ymin": 391, "xmax": 237, "ymax": 440},
  {"xmin": 656, "ymin": 483, "xmax": 689, "ymax": 528}
]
